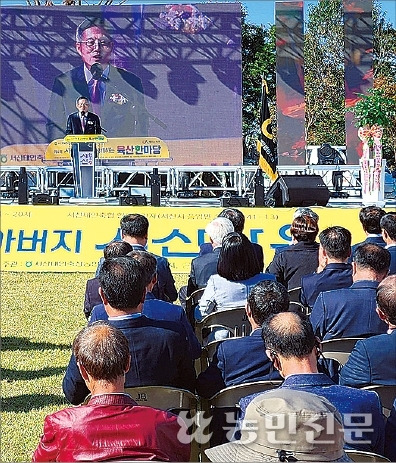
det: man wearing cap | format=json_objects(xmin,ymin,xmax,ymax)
[
  {"xmin": 239, "ymin": 312, "xmax": 385, "ymax": 454},
  {"xmin": 206, "ymin": 389, "xmax": 351, "ymax": 462}
]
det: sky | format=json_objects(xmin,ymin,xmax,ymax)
[{"xmin": 1, "ymin": 0, "xmax": 395, "ymax": 27}]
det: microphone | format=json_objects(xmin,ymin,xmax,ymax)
[
  {"xmin": 81, "ymin": 111, "xmax": 85, "ymax": 117},
  {"xmin": 90, "ymin": 63, "xmax": 107, "ymax": 81}
]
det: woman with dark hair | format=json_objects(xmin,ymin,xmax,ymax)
[
  {"xmin": 196, "ymin": 232, "xmax": 275, "ymax": 320},
  {"xmin": 266, "ymin": 214, "xmax": 320, "ymax": 293}
]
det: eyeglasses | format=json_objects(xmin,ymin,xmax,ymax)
[{"xmin": 79, "ymin": 38, "xmax": 112, "ymax": 49}]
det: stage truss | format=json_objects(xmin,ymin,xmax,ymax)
[{"xmin": 0, "ymin": 163, "xmax": 366, "ymax": 205}]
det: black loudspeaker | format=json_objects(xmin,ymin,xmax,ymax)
[
  {"xmin": 151, "ymin": 168, "xmax": 161, "ymax": 207},
  {"xmin": 18, "ymin": 167, "xmax": 28, "ymax": 204},
  {"xmin": 119, "ymin": 194, "xmax": 147, "ymax": 206},
  {"xmin": 32, "ymin": 193, "xmax": 59, "ymax": 205},
  {"xmin": 221, "ymin": 196, "xmax": 250, "ymax": 207},
  {"xmin": 265, "ymin": 175, "xmax": 330, "ymax": 207},
  {"xmin": 254, "ymin": 168, "xmax": 265, "ymax": 207}
]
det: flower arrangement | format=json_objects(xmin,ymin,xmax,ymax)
[{"xmin": 351, "ymin": 87, "xmax": 396, "ymax": 129}]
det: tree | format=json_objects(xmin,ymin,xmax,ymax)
[{"xmin": 241, "ymin": 10, "xmax": 276, "ymax": 162}]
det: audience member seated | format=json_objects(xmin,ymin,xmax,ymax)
[
  {"xmin": 273, "ymin": 207, "xmax": 320, "ymax": 255},
  {"xmin": 182, "ymin": 217, "xmax": 234, "ymax": 301},
  {"xmin": 310, "ymin": 243, "xmax": 390, "ymax": 340},
  {"xmin": 199, "ymin": 208, "xmax": 264, "ymax": 270},
  {"xmin": 196, "ymin": 232, "xmax": 275, "ymax": 321},
  {"xmin": 206, "ymin": 389, "xmax": 351, "ymax": 463},
  {"xmin": 63, "ymin": 257, "xmax": 196, "ymax": 405},
  {"xmin": 300, "ymin": 226, "xmax": 353, "ymax": 311},
  {"xmin": 385, "ymin": 399, "xmax": 396, "ymax": 461},
  {"xmin": 340, "ymin": 274, "xmax": 396, "ymax": 387},
  {"xmin": 380, "ymin": 212, "xmax": 396, "ymax": 274},
  {"xmin": 266, "ymin": 214, "xmax": 319, "ymax": 292},
  {"xmin": 96, "ymin": 213, "xmax": 177, "ymax": 302},
  {"xmin": 90, "ymin": 250, "xmax": 202, "ymax": 359},
  {"xmin": 33, "ymin": 322, "xmax": 190, "ymax": 462},
  {"xmin": 351, "ymin": 206, "xmax": 386, "ymax": 258},
  {"xmin": 84, "ymin": 240, "xmax": 132, "ymax": 319},
  {"xmin": 239, "ymin": 312, "xmax": 385, "ymax": 454},
  {"xmin": 196, "ymin": 280, "xmax": 288, "ymax": 398}
]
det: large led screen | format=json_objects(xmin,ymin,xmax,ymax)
[{"xmin": 1, "ymin": 4, "xmax": 242, "ymax": 166}]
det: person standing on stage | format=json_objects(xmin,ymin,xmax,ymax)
[
  {"xmin": 66, "ymin": 96, "xmax": 101, "ymax": 136},
  {"xmin": 47, "ymin": 16, "xmax": 149, "ymax": 141}
]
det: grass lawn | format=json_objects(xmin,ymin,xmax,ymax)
[{"xmin": 1, "ymin": 271, "xmax": 187, "ymax": 462}]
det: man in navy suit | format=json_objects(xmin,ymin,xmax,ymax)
[
  {"xmin": 63, "ymin": 256, "xmax": 195, "ymax": 405},
  {"xmin": 185, "ymin": 217, "xmax": 234, "ymax": 297},
  {"xmin": 340, "ymin": 274, "xmax": 396, "ymax": 387},
  {"xmin": 90, "ymin": 250, "xmax": 201, "ymax": 360},
  {"xmin": 351, "ymin": 206, "xmax": 386, "ymax": 258},
  {"xmin": 300, "ymin": 226, "xmax": 353, "ymax": 310},
  {"xmin": 47, "ymin": 17, "xmax": 148, "ymax": 142},
  {"xmin": 310, "ymin": 243, "xmax": 390, "ymax": 340},
  {"xmin": 198, "ymin": 208, "xmax": 264, "ymax": 271},
  {"xmin": 196, "ymin": 280, "xmax": 288, "ymax": 398},
  {"xmin": 66, "ymin": 96, "xmax": 101, "ymax": 136},
  {"xmin": 239, "ymin": 312, "xmax": 385, "ymax": 454},
  {"xmin": 381, "ymin": 213, "xmax": 396, "ymax": 274}
]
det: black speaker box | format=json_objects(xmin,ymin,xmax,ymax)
[
  {"xmin": 265, "ymin": 175, "xmax": 330, "ymax": 207},
  {"xmin": 32, "ymin": 193, "xmax": 59, "ymax": 205},
  {"xmin": 220, "ymin": 196, "xmax": 250, "ymax": 207},
  {"xmin": 119, "ymin": 194, "xmax": 147, "ymax": 206},
  {"xmin": 18, "ymin": 167, "xmax": 28, "ymax": 204},
  {"xmin": 151, "ymin": 168, "xmax": 161, "ymax": 207}
]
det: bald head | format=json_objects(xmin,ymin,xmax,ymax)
[
  {"xmin": 262, "ymin": 312, "xmax": 316, "ymax": 359},
  {"xmin": 377, "ymin": 275, "xmax": 396, "ymax": 325},
  {"xmin": 73, "ymin": 322, "xmax": 130, "ymax": 382}
]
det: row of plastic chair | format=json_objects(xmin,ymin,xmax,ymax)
[{"xmin": 122, "ymin": 382, "xmax": 395, "ymax": 462}]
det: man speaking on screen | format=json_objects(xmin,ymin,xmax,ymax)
[{"xmin": 47, "ymin": 16, "xmax": 149, "ymax": 142}]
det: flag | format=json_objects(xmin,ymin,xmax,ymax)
[{"xmin": 257, "ymin": 78, "xmax": 278, "ymax": 181}]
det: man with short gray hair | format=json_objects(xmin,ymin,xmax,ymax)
[{"xmin": 185, "ymin": 216, "xmax": 234, "ymax": 297}]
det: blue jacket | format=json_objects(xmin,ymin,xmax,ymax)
[
  {"xmin": 239, "ymin": 373, "xmax": 385, "ymax": 454},
  {"xmin": 350, "ymin": 235, "xmax": 386, "ymax": 261},
  {"xmin": 310, "ymin": 280, "xmax": 388, "ymax": 340},
  {"xmin": 387, "ymin": 245, "xmax": 396, "ymax": 275},
  {"xmin": 90, "ymin": 292, "xmax": 202, "ymax": 360},
  {"xmin": 196, "ymin": 329, "xmax": 282, "ymax": 398},
  {"xmin": 340, "ymin": 329, "xmax": 396, "ymax": 387},
  {"xmin": 385, "ymin": 399, "xmax": 396, "ymax": 461},
  {"xmin": 300, "ymin": 262, "xmax": 353, "ymax": 310},
  {"xmin": 95, "ymin": 244, "xmax": 177, "ymax": 303},
  {"xmin": 63, "ymin": 315, "xmax": 196, "ymax": 405}
]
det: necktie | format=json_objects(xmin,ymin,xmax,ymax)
[{"xmin": 81, "ymin": 113, "xmax": 86, "ymax": 132}]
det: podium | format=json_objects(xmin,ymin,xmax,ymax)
[{"xmin": 64, "ymin": 134, "xmax": 107, "ymax": 198}]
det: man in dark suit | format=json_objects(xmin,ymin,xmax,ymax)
[
  {"xmin": 84, "ymin": 240, "xmax": 133, "ymax": 319},
  {"xmin": 66, "ymin": 96, "xmax": 101, "ymax": 136},
  {"xmin": 63, "ymin": 256, "xmax": 196, "ymax": 405},
  {"xmin": 300, "ymin": 226, "xmax": 353, "ymax": 310},
  {"xmin": 310, "ymin": 243, "xmax": 391, "ymax": 340},
  {"xmin": 199, "ymin": 208, "xmax": 264, "ymax": 270},
  {"xmin": 340, "ymin": 274, "xmax": 396, "ymax": 387},
  {"xmin": 351, "ymin": 206, "xmax": 386, "ymax": 258},
  {"xmin": 47, "ymin": 17, "xmax": 149, "ymax": 142},
  {"xmin": 186, "ymin": 217, "xmax": 234, "ymax": 297},
  {"xmin": 381, "ymin": 213, "xmax": 396, "ymax": 275},
  {"xmin": 196, "ymin": 280, "xmax": 288, "ymax": 398}
]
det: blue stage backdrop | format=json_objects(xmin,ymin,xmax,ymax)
[{"xmin": 1, "ymin": 4, "xmax": 242, "ymax": 166}]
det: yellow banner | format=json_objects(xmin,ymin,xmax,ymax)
[
  {"xmin": 0, "ymin": 205, "xmax": 385, "ymax": 274},
  {"xmin": 45, "ymin": 137, "xmax": 169, "ymax": 161}
]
